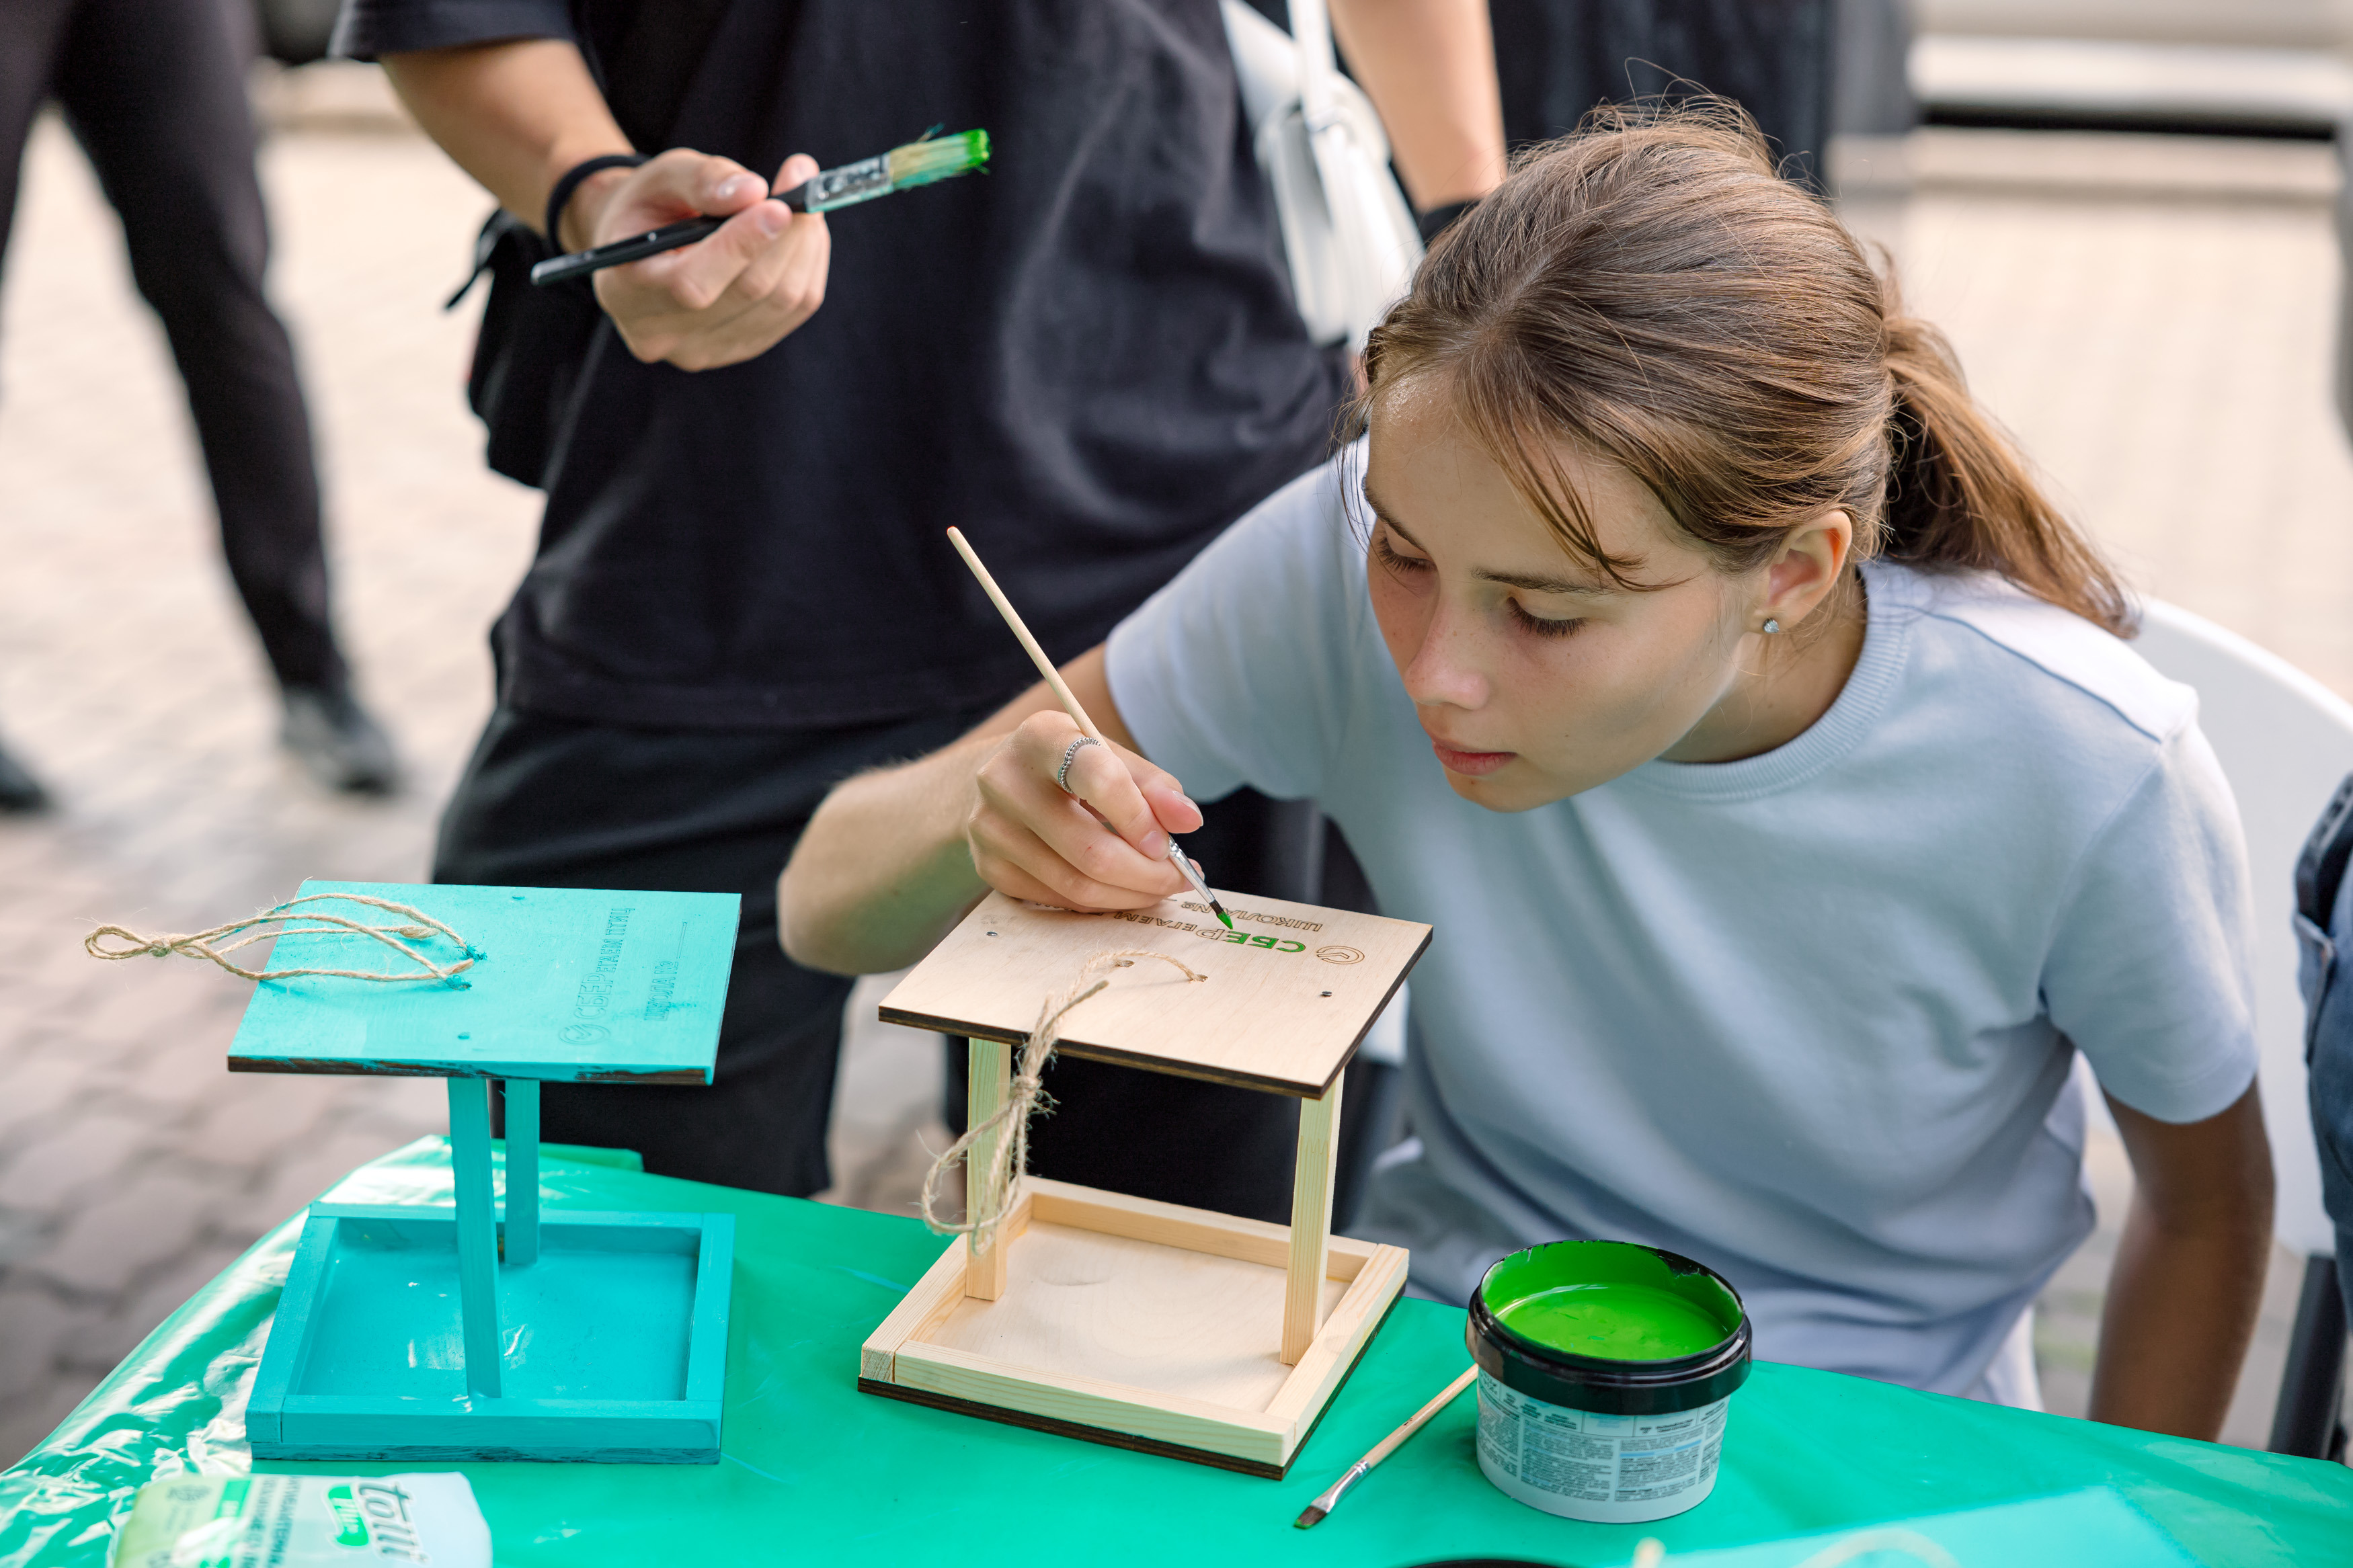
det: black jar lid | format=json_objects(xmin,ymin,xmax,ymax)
[{"xmin": 1466, "ymin": 1241, "xmax": 1753, "ymax": 1417}]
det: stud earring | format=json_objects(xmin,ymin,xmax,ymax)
[{"xmin": 1761, "ymin": 618, "xmax": 1782, "ymax": 635}]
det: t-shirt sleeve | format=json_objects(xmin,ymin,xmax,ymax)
[
  {"xmin": 2042, "ymin": 723, "xmax": 2260, "ymax": 1122},
  {"xmin": 332, "ymin": 0, "xmax": 575, "ymax": 60},
  {"xmin": 1104, "ymin": 454, "xmax": 1373, "ymax": 804}
]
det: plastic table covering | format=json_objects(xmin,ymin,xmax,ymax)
[{"xmin": 4, "ymin": 1139, "xmax": 2348, "ymax": 1567}]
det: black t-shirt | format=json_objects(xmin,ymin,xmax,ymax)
[{"xmin": 340, "ymin": 0, "xmax": 1349, "ymax": 729}]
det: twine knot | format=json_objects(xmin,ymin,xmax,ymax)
[
  {"xmin": 85, "ymin": 893, "xmax": 477, "ymax": 985},
  {"xmin": 920, "ymin": 948, "xmax": 1205, "ymax": 1250}
]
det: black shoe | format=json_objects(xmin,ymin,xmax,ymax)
[
  {"xmin": 281, "ymin": 685, "xmax": 399, "ymax": 795},
  {"xmin": 0, "ymin": 733, "xmax": 49, "ymax": 813}
]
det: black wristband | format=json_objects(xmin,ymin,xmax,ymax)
[
  {"xmin": 545, "ymin": 153, "xmax": 648, "ymax": 254},
  {"xmin": 1417, "ymin": 199, "xmax": 1476, "ymax": 246}
]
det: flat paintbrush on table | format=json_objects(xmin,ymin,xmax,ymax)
[
  {"xmin": 1295, "ymin": 1365, "xmax": 1478, "ymax": 1527},
  {"xmin": 945, "ymin": 526, "xmax": 1233, "ymax": 931}
]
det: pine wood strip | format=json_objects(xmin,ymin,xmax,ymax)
[
  {"xmin": 859, "ymin": 1240, "xmax": 978, "ymax": 1383},
  {"xmin": 856, "ymin": 1378, "xmax": 1290, "ymax": 1479},
  {"xmin": 1264, "ymin": 1243, "xmax": 1410, "ymax": 1434},
  {"xmin": 965, "ymin": 1036, "xmax": 1013, "ymax": 1300},
  {"xmin": 1023, "ymin": 1178, "xmax": 1374, "ymax": 1280},
  {"xmin": 861, "ymin": 1194, "xmax": 1037, "ymax": 1383},
  {"xmin": 1281, "ymin": 1081, "xmax": 1345, "ymax": 1365},
  {"xmin": 889, "ymin": 1341, "xmax": 1291, "ymax": 1467}
]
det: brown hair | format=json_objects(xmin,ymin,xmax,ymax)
[{"xmin": 1359, "ymin": 104, "xmax": 2134, "ymax": 636}]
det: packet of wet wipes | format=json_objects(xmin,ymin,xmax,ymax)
[{"xmin": 111, "ymin": 1473, "xmax": 489, "ymax": 1567}]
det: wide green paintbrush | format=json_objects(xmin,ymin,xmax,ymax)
[
  {"xmin": 945, "ymin": 527, "xmax": 1235, "ymax": 932},
  {"xmin": 532, "ymin": 129, "xmax": 989, "ymax": 286}
]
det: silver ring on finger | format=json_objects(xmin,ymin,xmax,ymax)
[{"xmin": 1055, "ymin": 735, "xmax": 1103, "ymax": 794}]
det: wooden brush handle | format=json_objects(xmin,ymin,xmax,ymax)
[
  {"xmin": 946, "ymin": 528, "xmax": 1104, "ymax": 741},
  {"xmin": 1365, "ymin": 1366, "xmax": 1479, "ymax": 1470}
]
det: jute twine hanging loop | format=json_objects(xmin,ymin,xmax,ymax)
[
  {"xmin": 921, "ymin": 948, "xmax": 1205, "ymax": 1249},
  {"xmin": 85, "ymin": 892, "xmax": 479, "ymax": 985}
]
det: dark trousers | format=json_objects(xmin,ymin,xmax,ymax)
[
  {"xmin": 433, "ymin": 702, "xmax": 1369, "ymax": 1219},
  {"xmin": 0, "ymin": 0, "xmax": 344, "ymax": 690}
]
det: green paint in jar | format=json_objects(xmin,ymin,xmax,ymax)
[
  {"xmin": 1467, "ymin": 1240, "xmax": 1753, "ymax": 1525},
  {"xmin": 1493, "ymin": 1281, "xmax": 1732, "ymax": 1361}
]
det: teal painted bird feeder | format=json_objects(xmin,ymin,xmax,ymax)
[{"xmin": 223, "ymin": 880, "xmax": 740, "ymax": 1464}]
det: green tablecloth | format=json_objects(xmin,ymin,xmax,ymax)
[{"xmin": 5, "ymin": 1139, "xmax": 2347, "ymax": 1566}]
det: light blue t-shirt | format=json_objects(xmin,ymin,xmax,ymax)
[{"xmin": 1105, "ymin": 456, "xmax": 2258, "ymax": 1396}]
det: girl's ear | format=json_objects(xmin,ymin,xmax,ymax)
[{"xmin": 1761, "ymin": 509, "xmax": 1853, "ymax": 630}]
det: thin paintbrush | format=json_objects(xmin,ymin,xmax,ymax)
[
  {"xmin": 945, "ymin": 526, "xmax": 1235, "ymax": 932},
  {"xmin": 532, "ymin": 129, "xmax": 990, "ymax": 287},
  {"xmin": 1293, "ymin": 1365, "xmax": 1478, "ymax": 1528}
]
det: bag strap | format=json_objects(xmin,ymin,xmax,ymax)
[{"xmin": 1288, "ymin": 0, "xmax": 1339, "ymax": 124}]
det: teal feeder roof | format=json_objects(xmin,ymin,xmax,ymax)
[{"xmin": 227, "ymin": 880, "xmax": 738, "ymax": 1083}]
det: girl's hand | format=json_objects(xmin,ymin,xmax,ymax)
[{"xmin": 968, "ymin": 712, "xmax": 1206, "ymax": 911}]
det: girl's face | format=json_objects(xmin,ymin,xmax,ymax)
[{"xmin": 1363, "ymin": 380, "xmax": 1855, "ymax": 813}]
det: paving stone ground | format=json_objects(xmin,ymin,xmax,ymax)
[{"xmin": 0, "ymin": 79, "xmax": 2348, "ymax": 1463}]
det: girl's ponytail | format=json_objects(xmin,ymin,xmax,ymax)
[{"xmin": 1880, "ymin": 311, "xmax": 2135, "ymax": 636}]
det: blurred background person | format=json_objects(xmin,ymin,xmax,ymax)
[
  {"xmin": 341, "ymin": 0, "xmax": 1504, "ymax": 1212},
  {"xmin": 1488, "ymin": 0, "xmax": 1842, "ymax": 181},
  {"xmin": 0, "ymin": 0, "xmax": 399, "ymax": 813}
]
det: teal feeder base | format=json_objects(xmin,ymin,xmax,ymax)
[
  {"xmin": 247, "ymin": 1077, "xmax": 734, "ymax": 1464},
  {"xmin": 249, "ymin": 1202, "xmax": 733, "ymax": 1463}
]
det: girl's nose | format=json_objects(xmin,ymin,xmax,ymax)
[{"xmin": 1402, "ymin": 604, "xmax": 1492, "ymax": 711}]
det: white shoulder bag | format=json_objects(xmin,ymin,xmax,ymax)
[{"xmin": 1222, "ymin": 0, "xmax": 1424, "ymax": 352}]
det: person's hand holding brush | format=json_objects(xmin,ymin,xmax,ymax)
[
  {"xmin": 557, "ymin": 149, "xmax": 831, "ymax": 369},
  {"xmin": 385, "ymin": 40, "xmax": 832, "ymax": 371}
]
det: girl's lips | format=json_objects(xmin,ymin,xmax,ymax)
[{"xmin": 1430, "ymin": 739, "xmax": 1517, "ymax": 777}]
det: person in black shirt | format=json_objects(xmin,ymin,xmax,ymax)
[{"xmin": 339, "ymin": 0, "xmax": 1501, "ymax": 1210}]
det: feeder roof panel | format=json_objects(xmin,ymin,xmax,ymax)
[
  {"xmin": 227, "ymin": 880, "xmax": 737, "ymax": 1083},
  {"xmin": 879, "ymin": 891, "xmax": 1430, "ymax": 1097}
]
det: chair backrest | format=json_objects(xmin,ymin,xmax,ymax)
[{"xmin": 2133, "ymin": 600, "xmax": 2353, "ymax": 1260}]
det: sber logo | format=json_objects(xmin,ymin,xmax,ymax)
[
  {"xmin": 1201, "ymin": 930, "xmax": 1307, "ymax": 952},
  {"xmin": 1314, "ymin": 946, "xmax": 1365, "ymax": 964}
]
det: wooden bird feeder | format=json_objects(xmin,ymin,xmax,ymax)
[
  {"xmin": 859, "ymin": 886, "xmax": 1431, "ymax": 1477},
  {"xmin": 231, "ymin": 880, "xmax": 740, "ymax": 1464}
]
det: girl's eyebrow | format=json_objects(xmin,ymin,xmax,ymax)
[{"xmin": 1367, "ymin": 485, "xmax": 1605, "ymax": 597}]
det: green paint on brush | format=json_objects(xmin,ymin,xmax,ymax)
[
  {"xmin": 885, "ymin": 129, "xmax": 990, "ymax": 189},
  {"xmin": 1166, "ymin": 839, "xmax": 1234, "ymax": 928}
]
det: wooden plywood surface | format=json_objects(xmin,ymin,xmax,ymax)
[
  {"xmin": 879, "ymin": 891, "xmax": 1430, "ymax": 1096},
  {"xmin": 923, "ymin": 1220, "xmax": 1348, "ymax": 1413},
  {"xmin": 228, "ymin": 880, "xmax": 739, "ymax": 1082}
]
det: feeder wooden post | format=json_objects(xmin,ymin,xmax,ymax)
[
  {"xmin": 446, "ymin": 1075, "xmax": 504, "ymax": 1398},
  {"xmin": 504, "ymin": 1078, "xmax": 540, "ymax": 1266},
  {"xmin": 1282, "ymin": 1075, "xmax": 1345, "ymax": 1366},
  {"xmin": 965, "ymin": 1036, "xmax": 1013, "ymax": 1301}
]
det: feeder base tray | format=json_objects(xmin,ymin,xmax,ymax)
[
  {"xmin": 248, "ymin": 1203, "xmax": 733, "ymax": 1464},
  {"xmin": 858, "ymin": 1178, "xmax": 1408, "ymax": 1477}
]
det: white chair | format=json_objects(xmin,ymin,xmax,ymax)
[{"xmin": 2133, "ymin": 598, "xmax": 2353, "ymax": 1456}]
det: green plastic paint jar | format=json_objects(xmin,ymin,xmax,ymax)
[{"xmin": 1466, "ymin": 1240, "xmax": 1751, "ymax": 1524}]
